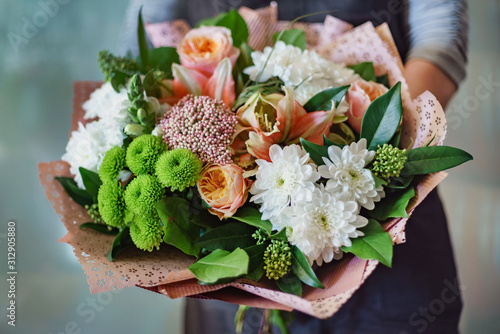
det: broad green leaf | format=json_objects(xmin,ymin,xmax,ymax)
[
  {"xmin": 244, "ymin": 244, "xmax": 267, "ymax": 281},
  {"xmin": 360, "ymin": 82, "xmax": 403, "ymax": 150},
  {"xmin": 368, "ymin": 187, "xmax": 415, "ymax": 221},
  {"xmin": 401, "ymin": 146, "xmax": 473, "ymax": 175},
  {"xmin": 110, "ymin": 70, "xmax": 129, "ymax": 92},
  {"xmin": 195, "ymin": 222, "xmax": 256, "ymax": 251},
  {"xmin": 341, "ymin": 219, "xmax": 393, "ymax": 267},
  {"xmin": 148, "ymin": 47, "xmax": 179, "ymax": 78},
  {"xmin": 370, "ymin": 171, "xmax": 388, "ymax": 189},
  {"xmin": 376, "ymin": 74, "xmax": 390, "ymax": 87},
  {"xmin": 137, "ymin": 7, "xmax": 150, "ymax": 70},
  {"xmin": 322, "ymin": 134, "xmax": 343, "ymax": 147},
  {"xmin": 300, "ymin": 138, "xmax": 329, "ymax": 166},
  {"xmin": 273, "ymin": 29, "xmax": 306, "ymax": 50},
  {"xmin": 303, "ymin": 85, "xmax": 350, "ymax": 112},
  {"xmin": 276, "ymin": 273, "xmax": 302, "ymax": 296},
  {"xmin": 196, "ymin": 12, "xmax": 226, "ymax": 27},
  {"xmin": 189, "ymin": 248, "xmax": 249, "ymax": 284},
  {"xmin": 79, "ymin": 167, "xmax": 102, "ymax": 200},
  {"xmin": 157, "ymin": 197, "xmax": 201, "ymax": 257},
  {"xmin": 291, "ymin": 246, "xmax": 324, "ymax": 289},
  {"xmin": 232, "ymin": 207, "xmax": 272, "ymax": 235},
  {"xmin": 107, "ymin": 227, "xmax": 133, "ymax": 262},
  {"xmin": 216, "ymin": 9, "xmax": 248, "ymax": 47},
  {"xmin": 387, "ymin": 174, "xmax": 414, "ymax": 189},
  {"xmin": 348, "ymin": 62, "xmax": 376, "ymax": 82},
  {"xmin": 55, "ymin": 176, "xmax": 93, "ymax": 207},
  {"xmin": 271, "ymin": 228, "xmax": 288, "ymax": 241},
  {"xmin": 190, "ymin": 210, "xmax": 221, "ymax": 229},
  {"xmin": 79, "ymin": 222, "xmax": 118, "ymax": 235}
]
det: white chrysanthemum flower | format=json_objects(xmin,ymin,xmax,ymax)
[
  {"xmin": 83, "ymin": 82, "xmax": 129, "ymax": 121},
  {"xmin": 244, "ymin": 41, "xmax": 358, "ymax": 104},
  {"xmin": 250, "ymin": 144, "xmax": 320, "ymax": 221},
  {"xmin": 62, "ymin": 119, "xmax": 126, "ymax": 189},
  {"xmin": 318, "ymin": 139, "xmax": 384, "ymax": 210},
  {"xmin": 284, "ymin": 185, "xmax": 368, "ymax": 266}
]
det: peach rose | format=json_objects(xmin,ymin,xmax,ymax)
[
  {"xmin": 346, "ymin": 79, "xmax": 389, "ymax": 133},
  {"xmin": 178, "ymin": 26, "xmax": 240, "ymax": 77},
  {"xmin": 197, "ymin": 164, "xmax": 252, "ymax": 219}
]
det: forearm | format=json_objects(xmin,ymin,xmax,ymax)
[{"xmin": 404, "ymin": 59, "xmax": 457, "ymax": 109}]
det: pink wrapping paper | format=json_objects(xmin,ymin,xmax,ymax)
[{"xmin": 39, "ymin": 5, "xmax": 449, "ymax": 319}]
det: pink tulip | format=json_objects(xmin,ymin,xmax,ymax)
[{"xmin": 346, "ymin": 79, "xmax": 389, "ymax": 133}]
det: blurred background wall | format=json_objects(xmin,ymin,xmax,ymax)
[{"xmin": 0, "ymin": 1, "xmax": 498, "ymax": 333}]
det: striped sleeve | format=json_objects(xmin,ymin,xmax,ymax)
[{"xmin": 407, "ymin": 0, "xmax": 469, "ymax": 85}]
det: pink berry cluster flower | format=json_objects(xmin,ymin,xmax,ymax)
[{"xmin": 159, "ymin": 95, "xmax": 237, "ymax": 164}]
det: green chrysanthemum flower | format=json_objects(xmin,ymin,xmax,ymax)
[
  {"xmin": 129, "ymin": 215, "xmax": 163, "ymax": 252},
  {"xmin": 263, "ymin": 239, "xmax": 292, "ymax": 280},
  {"xmin": 372, "ymin": 144, "xmax": 407, "ymax": 180},
  {"xmin": 99, "ymin": 146, "xmax": 126, "ymax": 182},
  {"xmin": 97, "ymin": 181, "xmax": 126, "ymax": 227},
  {"xmin": 124, "ymin": 174, "xmax": 164, "ymax": 217},
  {"xmin": 155, "ymin": 148, "xmax": 203, "ymax": 191},
  {"xmin": 126, "ymin": 134, "xmax": 166, "ymax": 175}
]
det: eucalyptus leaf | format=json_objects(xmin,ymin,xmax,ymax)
[
  {"xmin": 79, "ymin": 167, "xmax": 102, "ymax": 200},
  {"xmin": 303, "ymin": 85, "xmax": 350, "ymax": 112},
  {"xmin": 368, "ymin": 187, "xmax": 415, "ymax": 221},
  {"xmin": 55, "ymin": 176, "xmax": 93, "ymax": 207},
  {"xmin": 348, "ymin": 62, "xmax": 376, "ymax": 82},
  {"xmin": 195, "ymin": 222, "xmax": 256, "ymax": 251},
  {"xmin": 157, "ymin": 197, "xmax": 201, "ymax": 257},
  {"xmin": 291, "ymin": 246, "xmax": 324, "ymax": 289},
  {"xmin": 276, "ymin": 273, "xmax": 302, "ymax": 297},
  {"xmin": 360, "ymin": 82, "xmax": 403, "ymax": 150},
  {"xmin": 79, "ymin": 222, "xmax": 118, "ymax": 235},
  {"xmin": 300, "ymin": 138, "xmax": 329, "ymax": 166},
  {"xmin": 232, "ymin": 207, "xmax": 272, "ymax": 235},
  {"xmin": 273, "ymin": 29, "xmax": 306, "ymax": 50},
  {"xmin": 401, "ymin": 146, "xmax": 473, "ymax": 175},
  {"xmin": 341, "ymin": 219, "xmax": 393, "ymax": 267},
  {"xmin": 107, "ymin": 226, "xmax": 133, "ymax": 262},
  {"xmin": 188, "ymin": 248, "xmax": 249, "ymax": 284}
]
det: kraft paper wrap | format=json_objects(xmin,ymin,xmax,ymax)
[{"xmin": 39, "ymin": 5, "xmax": 449, "ymax": 319}]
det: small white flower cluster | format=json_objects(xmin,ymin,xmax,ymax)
[
  {"xmin": 244, "ymin": 41, "xmax": 358, "ymax": 104},
  {"xmin": 62, "ymin": 82, "xmax": 168, "ymax": 189},
  {"xmin": 249, "ymin": 139, "xmax": 384, "ymax": 266}
]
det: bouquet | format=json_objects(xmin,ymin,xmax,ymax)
[{"xmin": 39, "ymin": 4, "xmax": 472, "ymax": 323}]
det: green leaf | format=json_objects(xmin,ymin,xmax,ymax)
[
  {"xmin": 360, "ymin": 82, "xmax": 403, "ymax": 150},
  {"xmin": 370, "ymin": 171, "xmax": 388, "ymax": 189},
  {"xmin": 271, "ymin": 228, "xmax": 288, "ymax": 241},
  {"xmin": 107, "ymin": 227, "xmax": 133, "ymax": 262},
  {"xmin": 401, "ymin": 146, "xmax": 473, "ymax": 175},
  {"xmin": 273, "ymin": 29, "xmax": 306, "ymax": 50},
  {"xmin": 341, "ymin": 219, "xmax": 393, "ymax": 267},
  {"xmin": 368, "ymin": 187, "xmax": 415, "ymax": 221},
  {"xmin": 244, "ymin": 244, "xmax": 267, "ymax": 281},
  {"xmin": 276, "ymin": 273, "xmax": 302, "ymax": 297},
  {"xmin": 390, "ymin": 129, "xmax": 402, "ymax": 147},
  {"xmin": 231, "ymin": 207, "xmax": 272, "ymax": 235},
  {"xmin": 55, "ymin": 176, "xmax": 93, "ymax": 207},
  {"xmin": 148, "ymin": 47, "xmax": 179, "ymax": 78},
  {"xmin": 196, "ymin": 12, "xmax": 226, "ymax": 27},
  {"xmin": 195, "ymin": 222, "xmax": 256, "ymax": 251},
  {"xmin": 79, "ymin": 167, "xmax": 102, "ymax": 200},
  {"xmin": 300, "ymin": 138, "xmax": 329, "ymax": 166},
  {"xmin": 79, "ymin": 222, "xmax": 118, "ymax": 235},
  {"xmin": 110, "ymin": 70, "xmax": 129, "ymax": 92},
  {"xmin": 137, "ymin": 7, "xmax": 150, "ymax": 70},
  {"xmin": 348, "ymin": 62, "xmax": 376, "ymax": 82},
  {"xmin": 189, "ymin": 248, "xmax": 249, "ymax": 284},
  {"xmin": 376, "ymin": 74, "xmax": 390, "ymax": 87},
  {"xmin": 303, "ymin": 85, "xmax": 350, "ymax": 112},
  {"xmin": 291, "ymin": 246, "xmax": 324, "ymax": 289},
  {"xmin": 215, "ymin": 9, "xmax": 248, "ymax": 47},
  {"xmin": 157, "ymin": 197, "xmax": 201, "ymax": 257},
  {"xmin": 322, "ymin": 134, "xmax": 343, "ymax": 147},
  {"xmin": 387, "ymin": 174, "xmax": 414, "ymax": 189},
  {"xmin": 190, "ymin": 210, "xmax": 221, "ymax": 229}
]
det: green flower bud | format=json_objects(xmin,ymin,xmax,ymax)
[
  {"xmin": 252, "ymin": 229, "xmax": 269, "ymax": 245},
  {"xmin": 263, "ymin": 239, "xmax": 292, "ymax": 280},
  {"xmin": 124, "ymin": 124, "xmax": 146, "ymax": 137},
  {"xmin": 372, "ymin": 144, "xmax": 407, "ymax": 181},
  {"xmin": 84, "ymin": 203, "xmax": 104, "ymax": 224}
]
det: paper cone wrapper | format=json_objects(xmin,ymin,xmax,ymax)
[{"xmin": 40, "ymin": 6, "xmax": 450, "ymax": 319}]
